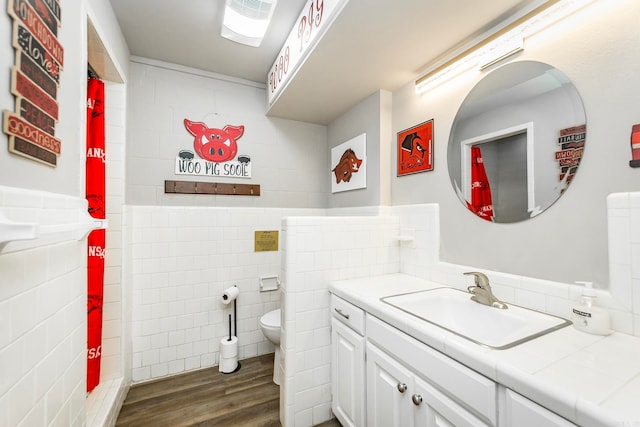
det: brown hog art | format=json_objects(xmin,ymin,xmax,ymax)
[{"xmin": 332, "ymin": 148, "xmax": 362, "ymax": 184}]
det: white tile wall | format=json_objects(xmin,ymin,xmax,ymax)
[
  {"xmin": 607, "ymin": 192, "xmax": 640, "ymax": 336},
  {"xmin": 0, "ymin": 186, "xmax": 88, "ymax": 427},
  {"xmin": 128, "ymin": 205, "xmax": 323, "ymax": 383},
  {"xmin": 280, "ymin": 215, "xmax": 400, "ymax": 427},
  {"xmin": 125, "ymin": 59, "xmax": 328, "ymax": 208},
  {"xmin": 391, "ymin": 204, "xmax": 440, "ymax": 278},
  {"xmin": 3, "ymin": 189, "xmax": 636, "ymax": 427},
  {"xmin": 394, "ymin": 200, "xmax": 640, "ymax": 337}
]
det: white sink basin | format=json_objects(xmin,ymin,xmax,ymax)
[{"xmin": 381, "ymin": 287, "xmax": 571, "ymax": 349}]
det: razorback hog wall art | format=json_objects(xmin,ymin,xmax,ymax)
[
  {"xmin": 176, "ymin": 118, "xmax": 252, "ymax": 179},
  {"xmin": 332, "ymin": 149, "xmax": 362, "ymax": 184},
  {"xmin": 397, "ymin": 119, "xmax": 434, "ymax": 176},
  {"xmin": 331, "ymin": 133, "xmax": 367, "ymax": 193}
]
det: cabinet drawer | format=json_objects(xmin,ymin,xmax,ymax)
[
  {"xmin": 503, "ymin": 389, "xmax": 577, "ymax": 427},
  {"xmin": 331, "ymin": 295, "xmax": 365, "ymax": 335},
  {"xmin": 367, "ymin": 315, "xmax": 497, "ymax": 426}
]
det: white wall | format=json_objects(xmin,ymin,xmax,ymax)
[
  {"xmin": 0, "ymin": 187, "xmax": 88, "ymax": 427},
  {"xmin": 125, "ymin": 59, "xmax": 328, "ymax": 208},
  {"xmin": 327, "ymin": 90, "xmax": 392, "ymax": 208},
  {"xmin": 391, "ymin": 1, "xmax": 640, "ymax": 286},
  {"xmin": 0, "ymin": 0, "xmax": 88, "ymax": 196},
  {"xmin": 122, "ymin": 57, "xmax": 335, "ymax": 389},
  {"xmin": 3, "ymin": 2, "xmax": 638, "ymax": 426},
  {"xmin": 0, "ymin": 0, "xmax": 130, "ymax": 425},
  {"xmin": 607, "ymin": 192, "xmax": 640, "ymax": 336},
  {"xmin": 280, "ymin": 215, "xmax": 401, "ymax": 427},
  {"xmin": 127, "ymin": 205, "xmax": 323, "ymax": 382}
]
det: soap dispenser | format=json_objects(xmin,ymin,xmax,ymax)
[{"xmin": 571, "ymin": 281, "xmax": 611, "ymax": 335}]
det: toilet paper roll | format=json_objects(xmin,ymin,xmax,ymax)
[
  {"xmin": 219, "ymin": 355, "xmax": 238, "ymax": 373},
  {"xmin": 220, "ymin": 336, "xmax": 238, "ymax": 358},
  {"xmin": 221, "ymin": 286, "xmax": 239, "ymax": 304}
]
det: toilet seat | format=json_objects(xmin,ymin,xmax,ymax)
[{"xmin": 260, "ymin": 309, "xmax": 280, "ymax": 328}]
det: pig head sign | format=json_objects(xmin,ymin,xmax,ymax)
[{"xmin": 176, "ymin": 119, "xmax": 252, "ymax": 178}]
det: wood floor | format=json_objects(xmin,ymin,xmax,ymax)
[{"xmin": 116, "ymin": 353, "xmax": 342, "ymax": 427}]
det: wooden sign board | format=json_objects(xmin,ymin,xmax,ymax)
[
  {"xmin": 5, "ymin": 0, "xmax": 63, "ymax": 167},
  {"xmin": 9, "ymin": 0, "xmax": 63, "ymax": 66},
  {"xmin": 15, "ymin": 25, "xmax": 61, "ymax": 84}
]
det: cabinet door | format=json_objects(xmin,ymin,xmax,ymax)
[
  {"xmin": 366, "ymin": 342, "xmax": 414, "ymax": 427},
  {"xmin": 331, "ymin": 318, "xmax": 365, "ymax": 427},
  {"xmin": 503, "ymin": 389, "xmax": 577, "ymax": 427},
  {"xmin": 413, "ymin": 376, "xmax": 488, "ymax": 427}
]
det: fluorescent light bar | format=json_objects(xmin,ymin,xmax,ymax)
[
  {"xmin": 415, "ymin": 0, "xmax": 595, "ymax": 94},
  {"xmin": 221, "ymin": 0, "xmax": 277, "ymax": 47},
  {"xmin": 478, "ymin": 30, "xmax": 524, "ymax": 70}
]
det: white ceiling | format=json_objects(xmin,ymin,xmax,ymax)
[{"xmin": 108, "ymin": 0, "xmax": 542, "ymax": 125}]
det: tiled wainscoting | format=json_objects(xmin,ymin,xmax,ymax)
[
  {"xmin": 0, "ymin": 187, "xmax": 89, "ymax": 427},
  {"xmin": 127, "ymin": 205, "xmax": 323, "ymax": 382},
  {"xmin": 280, "ymin": 198, "xmax": 640, "ymax": 427},
  {"xmin": 393, "ymin": 197, "xmax": 640, "ymax": 337},
  {"xmin": 607, "ymin": 192, "xmax": 640, "ymax": 335},
  {"xmin": 280, "ymin": 214, "xmax": 402, "ymax": 426},
  {"xmin": 2, "ymin": 192, "xmax": 638, "ymax": 427}
]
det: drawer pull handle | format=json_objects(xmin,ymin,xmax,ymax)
[
  {"xmin": 334, "ymin": 308, "xmax": 350, "ymax": 319},
  {"xmin": 412, "ymin": 394, "xmax": 423, "ymax": 406},
  {"xmin": 397, "ymin": 383, "xmax": 407, "ymax": 393}
]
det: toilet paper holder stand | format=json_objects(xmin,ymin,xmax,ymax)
[{"xmin": 221, "ymin": 286, "xmax": 241, "ymax": 374}]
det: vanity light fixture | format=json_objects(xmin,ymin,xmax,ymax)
[
  {"xmin": 221, "ymin": 0, "xmax": 277, "ymax": 47},
  {"xmin": 415, "ymin": 0, "xmax": 596, "ymax": 94}
]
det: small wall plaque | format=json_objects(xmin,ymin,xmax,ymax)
[{"xmin": 254, "ymin": 231, "xmax": 279, "ymax": 252}]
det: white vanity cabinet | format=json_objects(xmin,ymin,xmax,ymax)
[
  {"xmin": 328, "ymin": 277, "xmax": 629, "ymax": 427},
  {"xmin": 413, "ymin": 375, "xmax": 491, "ymax": 427},
  {"xmin": 331, "ymin": 296, "xmax": 366, "ymax": 427},
  {"xmin": 366, "ymin": 342, "xmax": 414, "ymax": 427},
  {"xmin": 366, "ymin": 316, "xmax": 494, "ymax": 427},
  {"xmin": 367, "ymin": 342, "xmax": 488, "ymax": 427},
  {"xmin": 501, "ymin": 388, "xmax": 577, "ymax": 427}
]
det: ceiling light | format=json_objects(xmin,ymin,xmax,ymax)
[
  {"xmin": 415, "ymin": 0, "xmax": 596, "ymax": 94},
  {"xmin": 221, "ymin": 0, "xmax": 277, "ymax": 47}
]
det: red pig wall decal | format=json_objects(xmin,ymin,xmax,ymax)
[{"xmin": 184, "ymin": 119, "xmax": 244, "ymax": 162}]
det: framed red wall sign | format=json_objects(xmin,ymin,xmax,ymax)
[{"xmin": 397, "ymin": 119, "xmax": 433, "ymax": 176}]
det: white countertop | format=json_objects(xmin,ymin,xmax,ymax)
[{"xmin": 329, "ymin": 273, "xmax": 640, "ymax": 427}]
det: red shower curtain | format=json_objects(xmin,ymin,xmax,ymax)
[
  {"xmin": 468, "ymin": 146, "xmax": 494, "ymax": 221},
  {"xmin": 86, "ymin": 77, "xmax": 105, "ymax": 392}
]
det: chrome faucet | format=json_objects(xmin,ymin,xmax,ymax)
[{"xmin": 464, "ymin": 272, "xmax": 508, "ymax": 309}]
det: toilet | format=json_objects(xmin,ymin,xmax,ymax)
[{"xmin": 259, "ymin": 309, "xmax": 281, "ymax": 385}]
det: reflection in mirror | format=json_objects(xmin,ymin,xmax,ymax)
[{"xmin": 448, "ymin": 61, "xmax": 586, "ymax": 223}]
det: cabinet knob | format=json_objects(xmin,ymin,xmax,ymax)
[
  {"xmin": 397, "ymin": 383, "xmax": 407, "ymax": 393},
  {"xmin": 412, "ymin": 394, "xmax": 423, "ymax": 406}
]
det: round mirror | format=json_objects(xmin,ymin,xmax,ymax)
[{"xmin": 447, "ymin": 61, "xmax": 586, "ymax": 223}]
